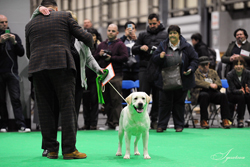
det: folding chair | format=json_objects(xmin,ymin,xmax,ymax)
[
  {"xmin": 122, "ymin": 80, "xmax": 137, "ymax": 106},
  {"xmin": 184, "ymin": 100, "xmax": 196, "ymax": 128}
]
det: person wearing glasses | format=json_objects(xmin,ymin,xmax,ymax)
[
  {"xmin": 94, "ymin": 24, "xmax": 128, "ymax": 131},
  {"xmin": 132, "ymin": 13, "xmax": 168, "ymax": 130}
]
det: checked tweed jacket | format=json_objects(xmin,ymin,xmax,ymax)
[{"xmin": 25, "ymin": 10, "xmax": 93, "ymax": 74}]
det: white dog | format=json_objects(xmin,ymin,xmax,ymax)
[{"xmin": 116, "ymin": 92, "xmax": 151, "ymax": 159}]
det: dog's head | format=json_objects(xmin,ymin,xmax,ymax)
[{"xmin": 125, "ymin": 92, "xmax": 151, "ymax": 114}]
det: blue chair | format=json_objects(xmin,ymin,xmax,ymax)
[
  {"xmin": 122, "ymin": 80, "xmax": 136, "ymax": 90},
  {"xmin": 135, "ymin": 80, "xmax": 139, "ymax": 91},
  {"xmin": 221, "ymin": 79, "xmax": 229, "ymax": 88}
]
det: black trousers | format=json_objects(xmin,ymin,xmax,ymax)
[
  {"xmin": 227, "ymin": 93, "xmax": 250, "ymax": 120},
  {"xmin": 158, "ymin": 88, "xmax": 187, "ymax": 129},
  {"xmin": 82, "ymin": 79, "xmax": 99, "ymax": 127},
  {"xmin": 198, "ymin": 89, "xmax": 230, "ymax": 121},
  {"xmin": 0, "ymin": 73, "xmax": 26, "ymax": 129},
  {"xmin": 103, "ymin": 75, "xmax": 123, "ymax": 127},
  {"xmin": 33, "ymin": 69, "xmax": 77, "ymax": 154},
  {"xmin": 139, "ymin": 69, "xmax": 159, "ymax": 122}
]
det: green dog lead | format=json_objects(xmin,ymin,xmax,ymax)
[{"xmin": 96, "ymin": 69, "xmax": 109, "ymax": 104}]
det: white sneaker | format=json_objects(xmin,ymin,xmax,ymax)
[
  {"xmin": 0, "ymin": 128, "xmax": 7, "ymax": 132},
  {"xmin": 245, "ymin": 119, "xmax": 250, "ymax": 123},
  {"xmin": 115, "ymin": 126, "xmax": 119, "ymax": 131},
  {"xmin": 18, "ymin": 127, "xmax": 31, "ymax": 133},
  {"xmin": 99, "ymin": 126, "xmax": 109, "ymax": 130}
]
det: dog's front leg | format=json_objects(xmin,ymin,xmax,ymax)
[
  {"xmin": 134, "ymin": 134, "xmax": 141, "ymax": 155},
  {"xmin": 116, "ymin": 129, "xmax": 124, "ymax": 156},
  {"xmin": 124, "ymin": 132, "xmax": 131, "ymax": 159},
  {"xmin": 142, "ymin": 131, "xmax": 151, "ymax": 159}
]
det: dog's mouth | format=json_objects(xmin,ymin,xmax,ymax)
[{"xmin": 133, "ymin": 106, "xmax": 144, "ymax": 113}]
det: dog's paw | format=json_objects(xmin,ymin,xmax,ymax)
[
  {"xmin": 134, "ymin": 151, "xmax": 140, "ymax": 155},
  {"xmin": 123, "ymin": 155, "xmax": 130, "ymax": 159},
  {"xmin": 144, "ymin": 154, "xmax": 151, "ymax": 159},
  {"xmin": 116, "ymin": 152, "xmax": 122, "ymax": 156}
]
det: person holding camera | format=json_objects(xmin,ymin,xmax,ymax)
[
  {"xmin": 94, "ymin": 24, "xmax": 128, "ymax": 130},
  {"xmin": 0, "ymin": 14, "xmax": 30, "ymax": 133},
  {"xmin": 132, "ymin": 13, "xmax": 168, "ymax": 129},
  {"xmin": 120, "ymin": 21, "xmax": 139, "ymax": 98}
]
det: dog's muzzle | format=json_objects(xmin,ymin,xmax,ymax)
[{"xmin": 133, "ymin": 103, "xmax": 144, "ymax": 113}]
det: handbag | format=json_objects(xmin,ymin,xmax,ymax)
[{"xmin": 161, "ymin": 63, "xmax": 183, "ymax": 91}]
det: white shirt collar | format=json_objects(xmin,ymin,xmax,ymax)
[
  {"xmin": 169, "ymin": 40, "xmax": 180, "ymax": 51},
  {"xmin": 235, "ymin": 39, "xmax": 247, "ymax": 48}
]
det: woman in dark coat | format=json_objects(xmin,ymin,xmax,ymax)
[{"xmin": 226, "ymin": 56, "xmax": 250, "ymax": 128}]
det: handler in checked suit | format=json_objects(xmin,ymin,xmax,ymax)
[{"xmin": 25, "ymin": 0, "xmax": 93, "ymax": 159}]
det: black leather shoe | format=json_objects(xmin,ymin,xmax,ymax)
[
  {"xmin": 80, "ymin": 125, "xmax": 90, "ymax": 130},
  {"xmin": 90, "ymin": 126, "xmax": 97, "ymax": 130},
  {"xmin": 42, "ymin": 149, "xmax": 49, "ymax": 157},
  {"xmin": 175, "ymin": 128, "xmax": 183, "ymax": 132}
]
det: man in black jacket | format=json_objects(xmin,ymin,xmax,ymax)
[
  {"xmin": 132, "ymin": 13, "xmax": 168, "ymax": 129},
  {"xmin": 221, "ymin": 28, "xmax": 250, "ymax": 78},
  {"xmin": 191, "ymin": 33, "xmax": 216, "ymax": 69},
  {"xmin": 191, "ymin": 33, "xmax": 209, "ymax": 58},
  {"xmin": 0, "ymin": 14, "xmax": 30, "ymax": 133}
]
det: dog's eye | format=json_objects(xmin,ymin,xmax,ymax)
[
  {"xmin": 142, "ymin": 97, "xmax": 145, "ymax": 100},
  {"xmin": 134, "ymin": 97, "xmax": 138, "ymax": 100}
]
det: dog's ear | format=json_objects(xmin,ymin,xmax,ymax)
[
  {"xmin": 145, "ymin": 93, "xmax": 151, "ymax": 104},
  {"xmin": 125, "ymin": 94, "xmax": 132, "ymax": 105}
]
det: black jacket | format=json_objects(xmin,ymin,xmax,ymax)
[
  {"xmin": 132, "ymin": 24, "xmax": 168, "ymax": 68},
  {"xmin": 0, "ymin": 29, "xmax": 24, "ymax": 74},
  {"xmin": 221, "ymin": 41, "xmax": 250, "ymax": 77},
  {"xmin": 226, "ymin": 69, "xmax": 250, "ymax": 95},
  {"xmin": 152, "ymin": 35, "xmax": 199, "ymax": 91},
  {"xmin": 193, "ymin": 41, "xmax": 209, "ymax": 58}
]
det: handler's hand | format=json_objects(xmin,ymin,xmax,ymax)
[{"xmin": 39, "ymin": 6, "xmax": 50, "ymax": 15}]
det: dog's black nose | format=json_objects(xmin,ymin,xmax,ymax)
[{"xmin": 138, "ymin": 103, "xmax": 143, "ymax": 109}]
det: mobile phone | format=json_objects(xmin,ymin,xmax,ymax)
[
  {"xmin": 127, "ymin": 24, "xmax": 133, "ymax": 30},
  {"xmin": 5, "ymin": 29, "xmax": 10, "ymax": 33}
]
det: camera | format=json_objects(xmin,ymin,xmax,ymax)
[{"xmin": 103, "ymin": 50, "xmax": 112, "ymax": 57}]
